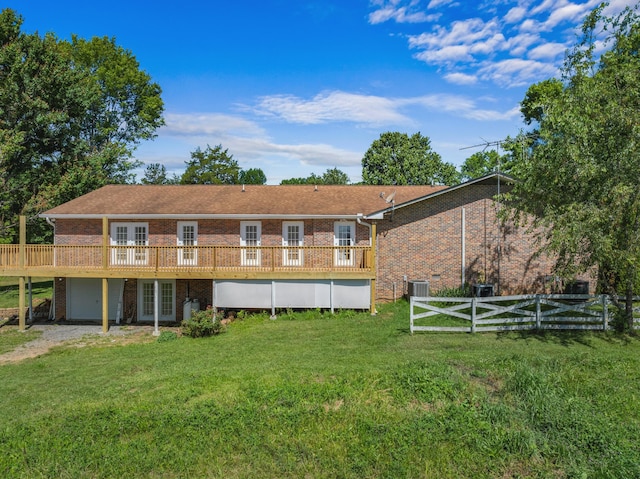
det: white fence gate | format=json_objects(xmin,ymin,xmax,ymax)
[{"xmin": 409, "ymin": 294, "xmax": 620, "ymax": 333}]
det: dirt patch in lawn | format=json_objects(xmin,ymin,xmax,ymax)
[{"xmin": 0, "ymin": 321, "xmax": 168, "ymax": 364}]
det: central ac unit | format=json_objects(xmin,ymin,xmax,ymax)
[{"xmin": 408, "ymin": 280, "xmax": 429, "ymax": 298}]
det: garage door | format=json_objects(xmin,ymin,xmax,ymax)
[{"xmin": 66, "ymin": 278, "xmax": 124, "ymax": 321}]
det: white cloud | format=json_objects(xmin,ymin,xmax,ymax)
[
  {"xmin": 603, "ymin": 0, "xmax": 640, "ymax": 15},
  {"xmin": 506, "ymin": 33, "xmax": 541, "ymax": 56},
  {"xmin": 384, "ymin": 1, "xmax": 607, "ymax": 87},
  {"xmin": 254, "ymin": 90, "xmax": 519, "ymax": 125},
  {"xmin": 141, "ymin": 111, "xmax": 364, "ymax": 178},
  {"xmin": 427, "ymin": 0, "xmax": 456, "ymax": 7},
  {"xmin": 542, "ymin": 1, "xmax": 599, "ymax": 30},
  {"xmin": 504, "ymin": 6, "xmax": 527, "ymax": 24},
  {"xmin": 443, "ymin": 72, "xmax": 478, "ymax": 85},
  {"xmin": 368, "ymin": 0, "xmax": 440, "ymax": 24},
  {"xmin": 253, "ymin": 91, "xmax": 412, "ymax": 126},
  {"xmin": 162, "ymin": 113, "xmax": 266, "ymax": 138},
  {"xmin": 478, "ymin": 58, "xmax": 559, "ymax": 87},
  {"xmin": 527, "ymin": 42, "xmax": 567, "ymax": 60},
  {"xmin": 409, "ymin": 18, "xmax": 508, "ymax": 65}
]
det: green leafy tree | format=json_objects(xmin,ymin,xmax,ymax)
[
  {"xmin": 280, "ymin": 167, "xmax": 349, "ymax": 185},
  {"xmin": 321, "ymin": 167, "xmax": 349, "ymax": 185},
  {"xmin": 460, "ymin": 150, "xmax": 514, "ymax": 181},
  {"xmin": 362, "ymin": 132, "xmax": 460, "ymax": 185},
  {"xmin": 506, "ymin": 4, "xmax": 640, "ymax": 330},
  {"xmin": 180, "ymin": 144, "xmax": 240, "ymax": 184},
  {"xmin": 520, "ymin": 78, "xmax": 563, "ymax": 125},
  {"xmin": 239, "ymin": 167, "xmax": 267, "ymax": 185},
  {"xmin": 141, "ymin": 163, "xmax": 180, "ymax": 184},
  {"xmin": 0, "ymin": 8, "xmax": 164, "ymax": 242}
]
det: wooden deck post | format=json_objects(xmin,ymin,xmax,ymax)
[
  {"xmin": 370, "ymin": 223, "xmax": 376, "ymax": 315},
  {"xmin": 18, "ymin": 215, "xmax": 26, "ymax": 331},
  {"xmin": 102, "ymin": 278, "xmax": 109, "ymax": 333}
]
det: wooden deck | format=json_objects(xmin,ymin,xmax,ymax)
[{"xmin": 0, "ymin": 244, "xmax": 374, "ymax": 279}]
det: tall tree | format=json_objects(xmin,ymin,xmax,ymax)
[
  {"xmin": 0, "ymin": 8, "xmax": 164, "ymax": 242},
  {"xmin": 321, "ymin": 167, "xmax": 349, "ymax": 185},
  {"xmin": 141, "ymin": 163, "xmax": 176, "ymax": 184},
  {"xmin": 460, "ymin": 150, "xmax": 511, "ymax": 181},
  {"xmin": 361, "ymin": 132, "xmax": 460, "ymax": 185},
  {"xmin": 180, "ymin": 144, "xmax": 240, "ymax": 185},
  {"xmin": 506, "ymin": 4, "xmax": 640, "ymax": 330},
  {"xmin": 280, "ymin": 167, "xmax": 349, "ymax": 185},
  {"xmin": 239, "ymin": 167, "xmax": 267, "ymax": 185}
]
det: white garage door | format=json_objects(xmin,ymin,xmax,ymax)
[{"xmin": 66, "ymin": 278, "xmax": 124, "ymax": 321}]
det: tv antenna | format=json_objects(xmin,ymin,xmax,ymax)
[{"xmin": 460, "ymin": 138, "xmax": 504, "ymax": 294}]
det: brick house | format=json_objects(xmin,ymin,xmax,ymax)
[{"xmin": 0, "ymin": 173, "xmax": 554, "ymax": 330}]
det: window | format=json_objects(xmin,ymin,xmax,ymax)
[
  {"xmin": 110, "ymin": 223, "xmax": 149, "ymax": 265},
  {"xmin": 282, "ymin": 221, "xmax": 304, "ymax": 266},
  {"xmin": 334, "ymin": 221, "xmax": 355, "ymax": 266},
  {"xmin": 240, "ymin": 221, "xmax": 261, "ymax": 266},
  {"xmin": 177, "ymin": 221, "xmax": 198, "ymax": 265}
]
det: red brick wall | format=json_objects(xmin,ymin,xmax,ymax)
[
  {"xmin": 375, "ymin": 185, "xmax": 554, "ymax": 301},
  {"xmin": 54, "ymin": 219, "xmax": 368, "ymax": 247}
]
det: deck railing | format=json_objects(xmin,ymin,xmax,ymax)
[{"xmin": 0, "ymin": 244, "xmax": 373, "ymax": 276}]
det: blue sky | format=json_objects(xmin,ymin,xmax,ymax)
[{"xmin": 6, "ymin": 0, "xmax": 635, "ymax": 184}]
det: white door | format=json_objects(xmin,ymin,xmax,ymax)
[
  {"xmin": 66, "ymin": 278, "xmax": 124, "ymax": 321},
  {"xmin": 137, "ymin": 280, "xmax": 176, "ymax": 322},
  {"xmin": 240, "ymin": 221, "xmax": 261, "ymax": 266},
  {"xmin": 110, "ymin": 222, "xmax": 149, "ymax": 265},
  {"xmin": 282, "ymin": 221, "xmax": 304, "ymax": 266},
  {"xmin": 334, "ymin": 222, "xmax": 355, "ymax": 266},
  {"xmin": 177, "ymin": 221, "xmax": 198, "ymax": 265}
]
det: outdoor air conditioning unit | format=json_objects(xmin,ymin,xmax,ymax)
[
  {"xmin": 472, "ymin": 283, "xmax": 494, "ymax": 297},
  {"xmin": 407, "ymin": 280, "xmax": 430, "ymax": 298}
]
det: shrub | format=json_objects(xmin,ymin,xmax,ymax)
[
  {"xmin": 433, "ymin": 284, "xmax": 472, "ymax": 298},
  {"xmin": 181, "ymin": 308, "xmax": 223, "ymax": 338},
  {"xmin": 156, "ymin": 330, "xmax": 178, "ymax": 342}
]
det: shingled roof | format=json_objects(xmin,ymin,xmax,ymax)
[{"xmin": 41, "ymin": 184, "xmax": 448, "ymax": 218}]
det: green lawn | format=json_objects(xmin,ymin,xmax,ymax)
[{"xmin": 0, "ymin": 301, "xmax": 639, "ymax": 478}]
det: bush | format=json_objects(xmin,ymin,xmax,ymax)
[
  {"xmin": 433, "ymin": 284, "xmax": 472, "ymax": 298},
  {"xmin": 181, "ymin": 308, "xmax": 223, "ymax": 338},
  {"xmin": 156, "ymin": 331, "xmax": 178, "ymax": 342}
]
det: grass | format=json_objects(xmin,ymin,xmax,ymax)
[
  {"xmin": 0, "ymin": 300, "xmax": 639, "ymax": 478},
  {"xmin": 0, "ymin": 277, "xmax": 52, "ymax": 309}
]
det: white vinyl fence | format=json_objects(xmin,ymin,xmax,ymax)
[{"xmin": 409, "ymin": 294, "xmax": 628, "ymax": 333}]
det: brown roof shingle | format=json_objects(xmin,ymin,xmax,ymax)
[{"xmin": 42, "ymin": 184, "xmax": 448, "ymax": 218}]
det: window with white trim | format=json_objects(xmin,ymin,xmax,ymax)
[
  {"xmin": 177, "ymin": 221, "xmax": 198, "ymax": 265},
  {"xmin": 110, "ymin": 222, "xmax": 149, "ymax": 265},
  {"xmin": 282, "ymin": 221, "xmax": 304, "ymax": 266},
  {"xmin": 240, "ymin": 221, "xmax": 261, "ymax": 266},
  {"xmin": 334, "ymin": 221, "xmax": 355, "ymax": 266}
]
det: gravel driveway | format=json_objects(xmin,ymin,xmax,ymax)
[{"xmin": 0, "ymin": 322, "xmax": 156, "ymax": 363}]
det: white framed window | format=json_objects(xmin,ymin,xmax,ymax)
[
  {"xmin": 110, "ymin": 222, "xmax": 149, "ymax": 265},
  {"xmin": 334, "ymin": 221, "xmax": 355, "ymax": 267},
  {"xmin": 240, "ymin": 221, "xmax": 261, "ymax": 266},
  {"xmin": 177, "ymin": 221, "xmax": 198, "ymax": 266},
  {"xmin": 282, "ymin": 221, "xmax": 304, "ymax": 266}
]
